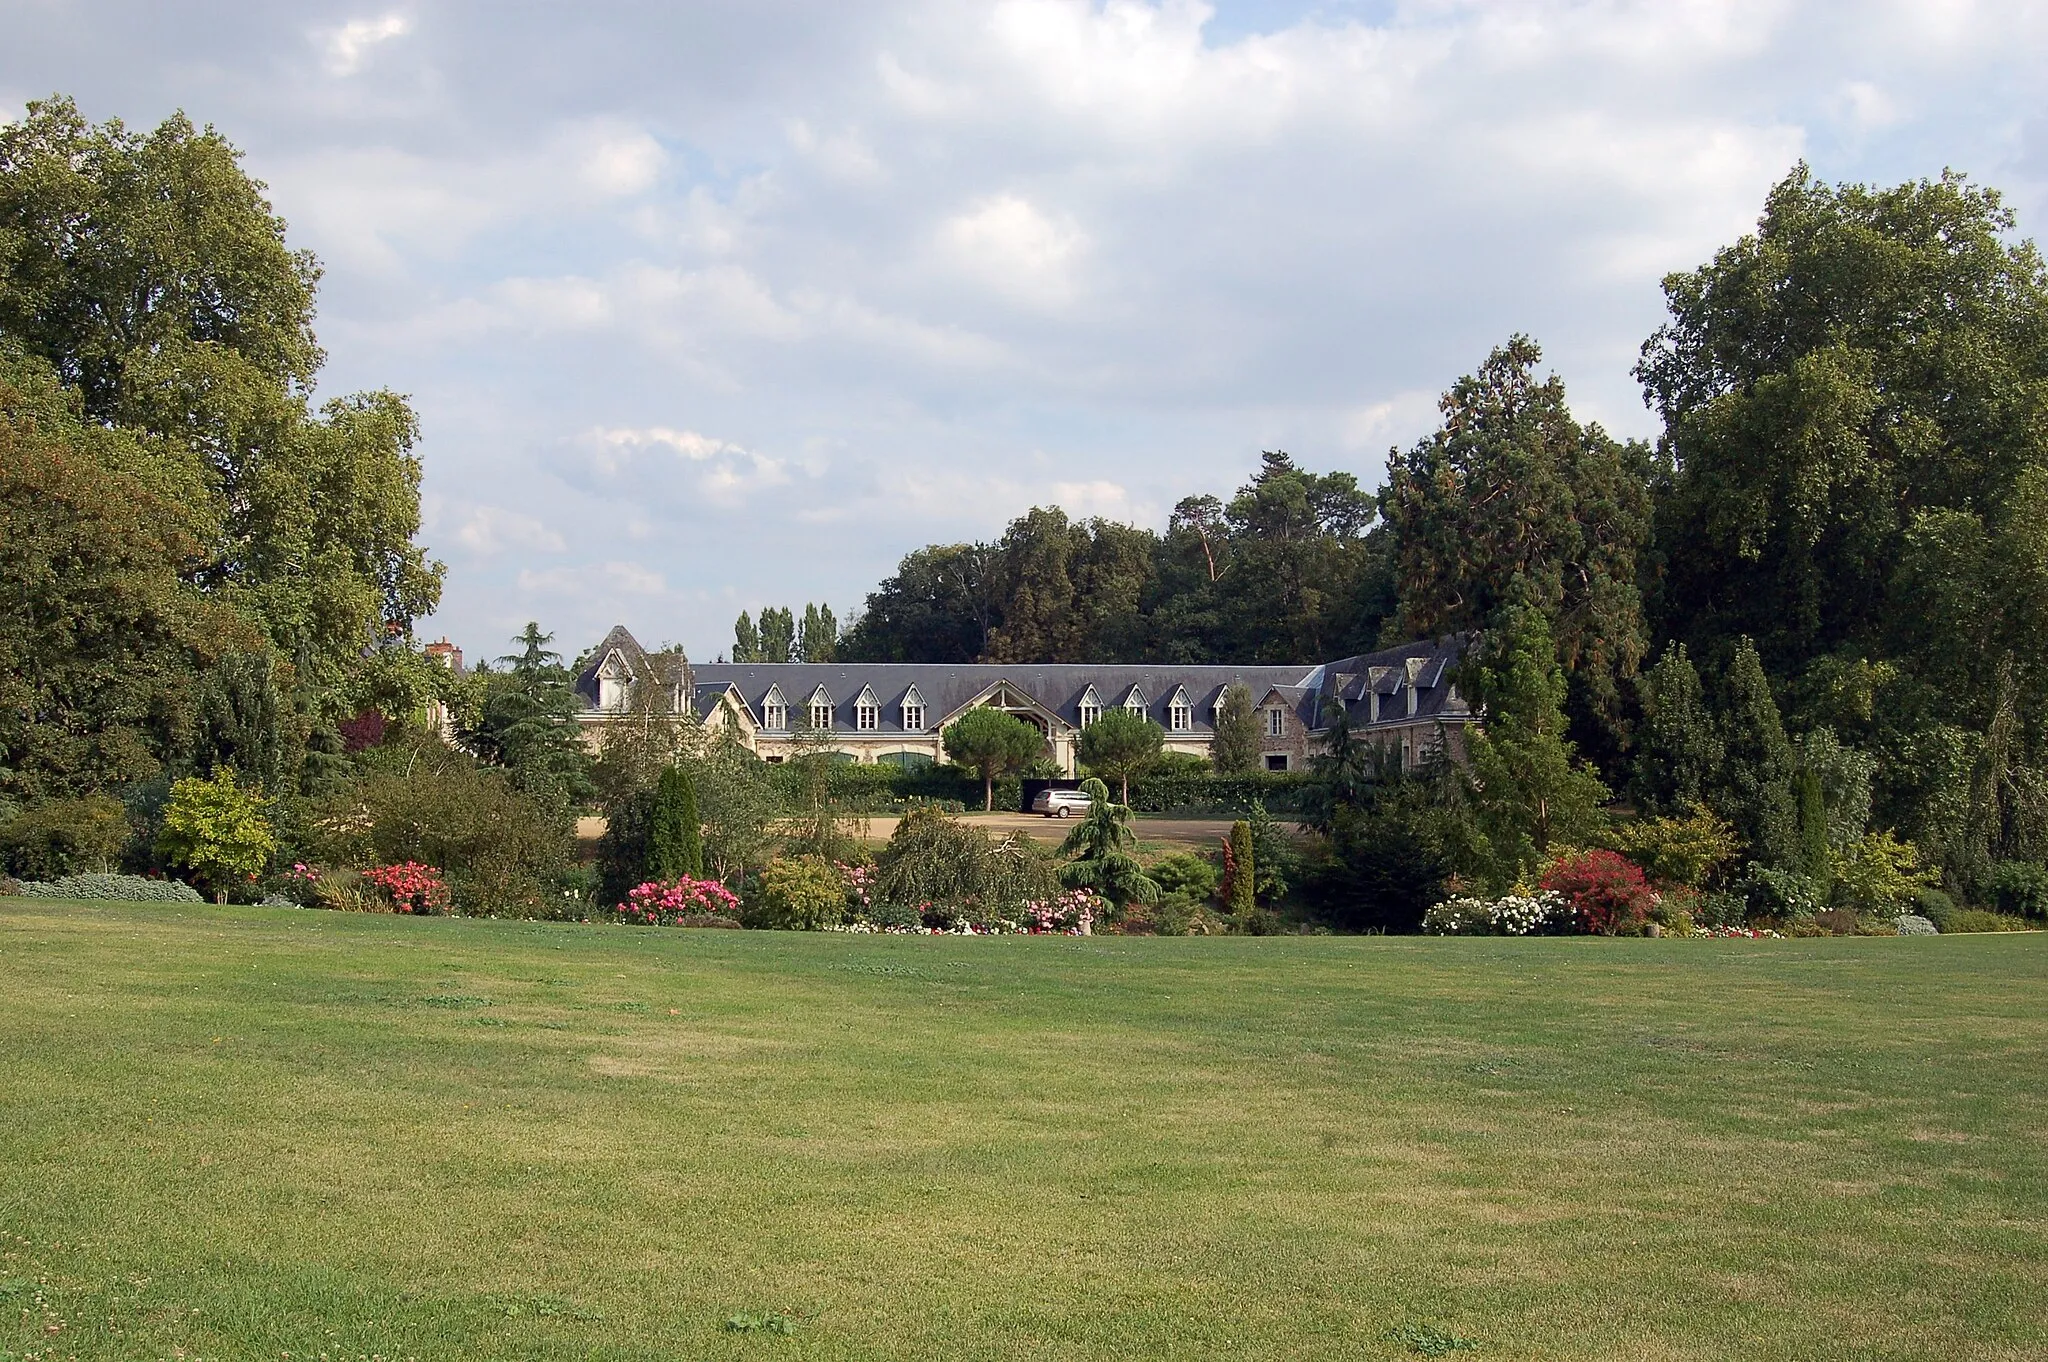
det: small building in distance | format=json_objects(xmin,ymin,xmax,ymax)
[{"xmin": 572, "ymin": 625, "xmax": 1475, "ymax": 777}]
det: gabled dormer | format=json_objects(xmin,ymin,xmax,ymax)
[
  {"xmin": 806, "ymin": 684, "xmax": 834, "ymax": 731},
  {"xmin": 596, "ymin": 651, "xmax": 633, "ymax": 711},
  {"xmin": 761, "ymin": 684, "xmax": 788, "ymax": 731},
  {"xmin": 1166, "ymin": 684, "xmax": 1193, "ymax": 733},
  {"xmin": 1123, "ymin": 685, "xmax": 1147, "ymax": 718},
  {"xmin": 855, "ymin": 685, "xmax": 881, "ymax": 732},
  {"xmin": 901, "ymin": 684, "xmax": 927, "ymax": 732},
  {"xmin": 1077, "ymin": 684, "xmax": 1103, "ymax": 729}
]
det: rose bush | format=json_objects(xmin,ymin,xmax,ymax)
[
  {"xmin": 622, "ymin": 877, "xmax": 742, "ymax": 926},
  {"xmin": 363, "ymin": 861, "xmax": 450, "ymax": 915}
]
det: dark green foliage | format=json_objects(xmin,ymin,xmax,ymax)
[
  {"xmin": 1631, "ymin": 644, "xmax": 1722, "ymax": 814},
  {"xmin": 1147, "ymin": 851, "xmax": 1220, "ymax": 901},
  {"xmin": 1385, "ymin": 335, "xmax": 1653, "ymax": 736},
  {"xmin": 1988, "ymin": 861, "xmax": 2048, "ymax": 919},
  {"xmin": 943, "ymin": 707, "xmax": 1046, "ymax": 811},
  {"xmin": 0, "ymin": 795, "xmax": 130, "ymax": 878},
  {"xmin": 839, "ymin": 545, "xmax": 993, "ymax": 663},
  {"xmin": 797, "ymin": 604, "xmax": 838, "ymax": 662},
  {"xmin": 1210, "ymin": 683, "xmax": 1259, "ymax": 774},
  {"xmin": 462, "ymin": 625, "xmax": 592, "ymax": 814},
  {"xmin": 1714, "ymin": 639, "xmax": 1799, "ymax": 869},
  {"xmin": 1462, "ymin": 608, "xmax": 1610, "ymax": 884},
  {"xmin": 731, "ymin": 612, "xmax": 760, "ymax": 663},
  {"xmin": 594, "ymin": 786, "xmax": 653, "ymax": 908},
  {"xmin": 1796, "ymin": 766, "xmax": 1829, "ymax": 880},
  {"xmin": 756, "ymin": 608, "xmax": 795, "ymax": 663},
  {"xmin": 1055, "ymin": 778, "xmax": 1159, "ymax": 911},
  {"xmin": 1075, "ymin": 707, "xmax": 1163, "ymax": 803},
  {"xmin": 646, "ymin": 766, "xmax": 703, "ymax": 881},
  {"xmin": 193, "ymin": 651, "xmax": 298, "ymax": 795}
]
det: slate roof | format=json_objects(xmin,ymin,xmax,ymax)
[{"xmin": 574, "ymin": 627, "xmax": 1473, "ymax": 735}]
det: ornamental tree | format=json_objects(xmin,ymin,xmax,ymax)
[
  {"xmin": 1056, "ymin": 777, "xmax": 1159, "ymax": 912},
  {"xmin": 1076, "ymin": 707, "xmax": 1162, "ymax": 804},
  {"xmin": 157, "ymin": 768, "xmax": 275, "ymax": 901},
  {"xmin": 1538, "ymin": 848, "xmax": 1656, "ymax": 935},
  {"xmin": 1211, "ymin": 683, "xmax": 1260, "ymax": 774},
  {"xmin": 943, "ymin": 706, "xmax": 1045, "ymax": 811},
  {"xmin": 647, "ymin": 765, "xmax": 703, "ymax": 880}
]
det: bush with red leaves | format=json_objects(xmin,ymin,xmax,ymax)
[{"xmin": 1538, "ymin": 849, "xmax": 1658, "ymax": 935}]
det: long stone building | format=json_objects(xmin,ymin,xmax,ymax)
[{"xmin": 573, "ymin": 625, "xmax": 1475, "ymax": 777}]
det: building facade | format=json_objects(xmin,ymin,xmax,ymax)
[{"xmin": 572, "ymin": 625, "xmax": 1475, "ymax": 776}]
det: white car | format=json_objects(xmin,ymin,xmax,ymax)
[{"xmin": 1031, "ymin": 788, "xmax": 1095, "ymax": 818}]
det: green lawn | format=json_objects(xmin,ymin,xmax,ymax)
[{"xmin": 2, "ymin": 903, "xmax": 2043, "ymax": 1361}]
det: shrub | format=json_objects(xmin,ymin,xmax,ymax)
[
  {"xmin": 646, "ymin": 766, "xmax": 703, "ymax": 880},
  {"xmin": 752, "ymin": 855, "xmax": 847, "ymax": 930},
  {"xmin": 1539, "ymin": 849, "xmax": 1658, "ymax": 935},
  {"xmin": 157, "ymin": 769, "xmax": 276, "ymax": 901},
  {"xmin": 1148, "ymin": 851, "xmax": 1220, "ymax": 901},
  {"xmin": 1989, "ymin": 860, "xmax": 2048, "ymax": 920},
  {"xmin": 1939, "ymin": 909, "xmax": 2035, "ymax": 934},
  {"xmin": 1895, "ymin": 914, "xmax": 1938, "ymax": 935},
  {"xmin": 1423, "ymin": 891, "xmax": 1568, "ymax": 936},
  {"xmin": 11, "ymin": 873, "xmax": 202, "ymax": 902},
  {"xmin": 1223, "ymin": 821, "xmax": 1256, "ymax": 917},
  {"xmin": 1023, "ymin": 888, "xmax": 1099, "ymax": 935},
  {"xmin": 0, "ymin": 795, "xmax": 131, "ymax": 879},
  {"xmin": 1831, "ymin": 831, "xmax": 1937, "ymax": 915},
  {"xmin": 313, "ymin": 740, "xmax": 569, "ymax": 916},
  {"xmin": 1606, "ymin": 807, "xmax": 1739, "ymax": 888},
  {"xmin": 1812, "ymin": 908, "xmax": 1863, "ymax": 936},
  {"xmin": 1915, "ymin": 886, "xmax": 1958, "ymax": 929},
  {"xmin": 622, "ymin": 877, "xmax": 741, "ymax": 926},
  {"xmin": 311, "ymin": 866, "xmax": 378, "ymax": 913},
  {"xmin": 1739, "ymin": 863, "xmax": 1825, "ymax": 921},
  {"xmin": 362, "ymin": 862, "xmax": 451, "ymax": 915},
  {"xmin": 872, "ymin": 804, "xmax": 1057, "ymax": 923}
]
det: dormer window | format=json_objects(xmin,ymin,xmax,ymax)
[
  {"xmin": 1124, "ymin": 686, "xmax": 1146, "ymax": 719},
  {"xmin": 855, "ymin": 686, "xmax": 880, "ymax": 732},
  {"xmin": 808, "ymin": 686, "xmax": 833, "ymax": 731},
  {"xmin": 1167, "ymin": 687, "xmax": 1192, "ymax": 733},
  {"xmin": 901, "ymin": 685, "xmax": 926, "ymax": 733},
  {"xmin": 596, "ymin": 653, "xmax": 632, "ymax": 711},
  {"xmin": 1078, "ymin": 685, "xmax": 1102, "ymax": 729},
  {"xmin": 762, "ymin": 686, "xmax": 787, "ymax": 731}
]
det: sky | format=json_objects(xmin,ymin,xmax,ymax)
[{"xmin": 5, "ymin": 1, "xmax": 2047, "ymax": 663}]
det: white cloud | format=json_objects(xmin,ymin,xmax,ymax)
[
  {"xmin": 318, "ymin": 13, "xmax": 411, "ymax": 76},
  {"xmin": 517, "ymin": 561, "xmax": 669, "ymax": 597},
  {"xmin": 455, "ymin": 505, "xmax": 567, "ymax": 556},
  {"xmin": 941, "ymin": 194, "xmax": 1087, "ymax": 306},
  {"xmin": 577, "ymin": 426, "xmax": 792, "ymax": 504}
]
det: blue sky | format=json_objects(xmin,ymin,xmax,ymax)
[{"xmin": 6, "ymin": 1, "xmax": 2046, "ymax": 662}]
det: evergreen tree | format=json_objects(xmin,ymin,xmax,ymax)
[
  {"xmin": 1075, "ymin": 708, "xmax": 1164, "ymax": 804},
  {"xmin": 646, "ymin": 765, "xmax": 703, "ymax": 881},
  {"xmin": 1630, "ymin": 643, "xmax": 1723, "ymax": 814},
  {"xmin": 1463, "ymin": 608, "xmax": 1610, "ymax": 885},
  {"xmin": 1225, "ymin": 820, "xmax": 1257, "ymax": 917},
  {"xmin": 1796, "ymin": 765, "xmax": 1829, "ymax": 880},
  {"xmin": 732, "ymin": 612, "xmax": 760, "ymax": 663},
  {"xmin": 941, "ymin": 707, "xmax": 1045, "ymax": 811},
  {"xmin": 192, "ymin": 651, "xmax": 299, "ymax": 796},
  {"xmin": 1056, "ymin": 777, "xmax": 1160, "ymax": 911},
  {"xmin": 1713, "ymin": 638, "xmax": 1800, "ymax": 869},
  {"xmin": 1211, "ymin": 683, "xmax": 1260, "ymax": 774}
]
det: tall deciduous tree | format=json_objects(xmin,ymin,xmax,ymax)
[
  {"xmin": 840, "ymin": 544, "xmax": 995, "ymax": 664},
  {"xmin": 732, "ymin": 612, "xmax": 760, "ymax": 663},
  {"xmin": 797, "ymin": 603, "xmax": 838, "ymax": 662},
  {"xmin": 756, "ymin": 607, "xmax": 796, "ymax": 663},
  {"xmin": 1211, "ymin": 683, "xmax": 1260, "ymax": 774},
  {"xmin": 1384, "ymin": 335, "xmax": 1653, "ymax": 737},
  {"xmin": 942, "ymin": 707, "xmax": 1045, "ymax": 811}
]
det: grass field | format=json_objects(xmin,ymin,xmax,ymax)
[{"xmin": 2, "ymin": 902, "xmax": 2044, "ymax": 1361}]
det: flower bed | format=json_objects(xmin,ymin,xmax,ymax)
[{"xmin": 622, "ymin": 877, "xmax": 742, "ymax": 926}]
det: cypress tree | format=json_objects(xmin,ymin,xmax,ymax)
[
  {"xmin": 647, "ymin": 766, "xmax": 704, "ymax": 881},
  {"xmin": 1630, "ymin": 643, "xmax": 1723, "ymax": 814},
  {"xmin": 1714, "ymin": 638, "xmax": 1799, "ymax": 868},
  {"xmin": 1227, "ymin": 820, "xmax": 1256, "ymax": 918},
  {"xmin": 1796, "ymin": 765, "xmax": 1829, "ymax": 880}
]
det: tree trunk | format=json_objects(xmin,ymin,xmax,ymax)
[
  {"xmin": 984, "ymin": 771, "xmax": 994, "ymax": 811},
  {"xmin": 1121, "ymin": 774, "xmax": 1130, "ymax": 804}
]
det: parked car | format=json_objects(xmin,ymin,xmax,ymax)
[{"xmin": 1031, "ymin": 788, "xmax": 1095, "ymax": 818}]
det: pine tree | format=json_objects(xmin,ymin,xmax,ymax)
[
  {"xmin": 733, "ymin": 612, "xmax": 759, "ymax": 663},
  {"xmin": 1630, "ymin": 643, "xmax": 1723, "ymax": 813},
  {"xmin": 1714, "ymin": 637, "xmax": 1799, "ymax": 869},
  {"xmin": 646, "ymin": 766, "xmax": 703, "ymax": 881}
]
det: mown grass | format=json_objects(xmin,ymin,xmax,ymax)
[{"xmin": 1, "ymin": 900, "xmax": 2043, "ymax": 1361}]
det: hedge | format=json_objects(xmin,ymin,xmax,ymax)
[{"xmin": 763, "ymin": 761, "xmax": 1311, "ymax": 815}]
